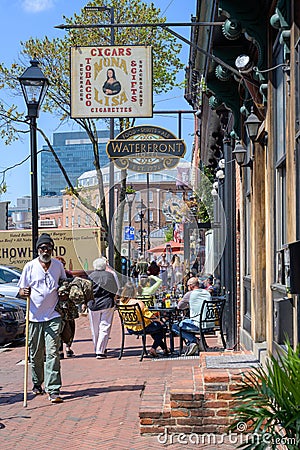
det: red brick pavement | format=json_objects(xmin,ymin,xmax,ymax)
[{"xmin": 0, "ymin": 313, "xmax": 237, "ymax": 449}]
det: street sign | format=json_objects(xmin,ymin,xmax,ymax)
[{"xmin": 124, "ymin": 226, "xmax": 135, "ymax": 241}]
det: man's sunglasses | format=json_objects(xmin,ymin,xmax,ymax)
[{"xmin": 38, "ymin": 245, "xmax": 53, "ymax": 251}]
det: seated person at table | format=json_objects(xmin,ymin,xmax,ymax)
[
  {"xmin": 137, "ymin": 274, "xmax": 162, "ymax": 297},
  {"xmin": 172, "ymin": 277, "xmax": 211, "ymax": 356},
  {"xmin": 203, "ymin": 274, "xmax": 220, "ymax": 296},
  {"xmin": 176, "ymin": 276, "xmax": 198, "ymax": 311},
  {"xmin": 120, "ymin": 282, "xmax": 169, "ymax": 358}
]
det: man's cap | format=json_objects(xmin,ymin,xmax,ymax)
[{"xmin": 36, "ymin": 233, "xmax": 54, "ymax": 250}]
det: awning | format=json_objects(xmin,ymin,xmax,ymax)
[{"xmin": 147, "ymin": 240, "xmax": 184, "ymax": 254}]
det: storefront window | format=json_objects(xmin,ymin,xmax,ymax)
[{"xmin": 273, "ymin": 44, "xmax": 287, "ymax": 284}]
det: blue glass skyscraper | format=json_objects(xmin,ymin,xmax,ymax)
[{"xmin": 41, "ymin": 130, "xmax": 110, "ymax": 196}]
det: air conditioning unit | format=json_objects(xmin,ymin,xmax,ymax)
[{"xmin": 38, "ymin": 219, "xmax": 56, "ymax": 228}]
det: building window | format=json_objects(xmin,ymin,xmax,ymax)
[
  {"xmin": 273, "ymin": 45, "xmax": 286, "ymax": 162},
  {"xmin": 275, "ymin": 161, "xmax": 287, "ymax": 251},
  {"xmin": 134, "ymin": 213, "xmax": 140, "ymax": 223},
  {"xmin": 149, "ymin": 191, "xmax": 153, "ymax": 202},
  {"xmin": 85, "ymin": 214, "xmax": 90, "ymax": 226},
  {"xmin": 71, "ymin": 198, "xmax": 75, "ymax": 209},
  {"xmin": 71, "ymin": 215, "xmax": 75, "ymax": 226},
  {"xmin": 273, "ymin": 43, "xmax": 287, "ymax": 283},
  {"xmin": 65, "ymin": 199, "xmax": 69, "ymax": 210},
  {"xmin": 245, "ymin": 194, "xmax": 251, "ymax": 275},
  {"xmin": 77, "ymin": 215, "xmax": 81, "ymax": 227},
  {"xmin": 58, "ymin": 217, "xmax": 61, "ymax": 227},
  {"xmin": 65, "ymin": 216, "xmax": 69, "ymax": 227}
]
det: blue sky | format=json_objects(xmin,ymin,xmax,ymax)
[{"xmin": 0, "ymin": 0, "xmax": 195, "ymax": 205}]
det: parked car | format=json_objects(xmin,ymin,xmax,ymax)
[
  {"xmin": 0, "ymin": 280, "xmax": 20, "ymax": 298},
  {"xmin": 0, "ymin": 265, "xmax": 22, "ymax": 298},
  {"xmin": 0, "ymin": 265, "xmax": 22, "ymax": 283},
  {"xmin": 0, "ymin": 299, "xmax": 25, "ymax": 345},
  {"xmin": 0, "ymin": 294, "xmax": 26, "ymax": 313}
]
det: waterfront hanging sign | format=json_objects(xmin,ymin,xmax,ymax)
[
  {"xmin": 106, "ymin": 125, "xmax": 186, "ymax": 172},
  {"xmin": 70, "ymin": 45, "xmax": 153, "ymax": 118}
]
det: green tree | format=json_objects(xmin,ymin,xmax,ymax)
[{"xmin": 0, "ymin": 0, "xmax": 183, "ymax": 269}]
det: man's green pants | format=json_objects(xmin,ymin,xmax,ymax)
[{"xmin": 29, "ymin": 317, "xmax": 62, "ymax": 395}]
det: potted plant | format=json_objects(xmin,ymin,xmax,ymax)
[{"xmin": 229, "ymin": 341, "xmax": 300, "ymax": 449}]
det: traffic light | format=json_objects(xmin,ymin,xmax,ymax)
[{"xmin": 121, "ymin": 256, "xmax": 127, "ymax": 275}]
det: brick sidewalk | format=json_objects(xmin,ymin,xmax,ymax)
[{"xmin": 0, "ymin": 313, "xmax": 237, "ymax": 449}]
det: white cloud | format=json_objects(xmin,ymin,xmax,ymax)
[{"xmin": 22, "ymin": 0, "xmax": 54, "ymax": 13}]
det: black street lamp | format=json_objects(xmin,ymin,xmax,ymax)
[
  {"xmin": 19, "ymin": 59, "xmax": 49, "ymax": 257},
  {"xmin": 125, "ymin": 187, "xmax": 136, "ymax": 275},
  {"xmin": 137, "ymin": 199, "xmax": 147, "ymax": 257}
]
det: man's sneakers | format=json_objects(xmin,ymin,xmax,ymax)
[
  {"xmin": 32, "ymin": 384, "xmax": 44, "ymax": 395},
  {"xmin": 96, "ymin": 354, "xmax": 107, "ymax": 359},
  {"xmin": 32, "ymin": 385, "xmax": 63, "ymax": 402},
  {"xmin": 48, "ymin": 393, "xmax": 63, "ymax": 403},
  {"xmin": 184, "ymin": 342, "xmax": 199, "ymax": 356}
]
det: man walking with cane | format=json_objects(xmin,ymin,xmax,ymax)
[{"xmin": 18, "ymin": 233, "xmax": 66, "ymax": 403}]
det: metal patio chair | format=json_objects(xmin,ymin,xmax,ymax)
[
  {"xmin": 116, "ymin": 303, "xmax": 149, "ymax": 361},
  {"xmin": 179, "ymin": 297, "xmax": 226, "ymax": 353}
]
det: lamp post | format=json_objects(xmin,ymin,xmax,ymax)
[
  {"xmin": 125, "ymin": 187, "xmax": 136, "ymax": 275},
  {"xmin": 106, "ymin": 6, "xmax": 115, "ymax": 268},
  {"xmin": 19, "ymin": 59, "xmax": 49, "ymax": 258},
  {"xmin": 137, "ymin": 200, "xmax": 147, "ymax": 257}
]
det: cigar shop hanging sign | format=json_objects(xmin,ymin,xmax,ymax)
[{"xmin": 70, "ymin": 45, "xmax": 153, "ymax": 118}]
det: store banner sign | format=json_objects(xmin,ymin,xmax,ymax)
[
  {"xmin": 0, "ymin": 229, "xmax": 100, "ymax": 270},
  {"xmin": 70, "ymin": 45, "xmax": 153, "ymax": 118}
]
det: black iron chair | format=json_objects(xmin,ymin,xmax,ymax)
[
  {"xmin": 116, "ymin": 303, "xmax": 147, "ymax": 361},
  {"xmin": 179, "ymin": 297, "xmax": 226, "ymax": 353},
  {"xmin": 117, "ymin": 303, "xmax": 168, "ymax": 361},
  {"xmin": 136, "ymin": 295, "xmax": 155, "ymax": 308}
]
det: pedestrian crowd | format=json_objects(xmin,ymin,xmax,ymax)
[{"xmin": 18, "ymin": 233, "xmax": 222, "ymax": 403}]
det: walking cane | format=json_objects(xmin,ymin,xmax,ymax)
[{"xmin": 23, "ymin": 295, "xmax": 30, "ymax": 408}]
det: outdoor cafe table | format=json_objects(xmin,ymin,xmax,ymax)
[{"xmin": 148, "ymin": 305, "xmax": 182, "ymax": 353}]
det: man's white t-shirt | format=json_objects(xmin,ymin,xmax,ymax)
[
  {"xmin": 189, "ymin": 288, "xmax": 211, "ymax": 326},
  {"xmin": 18, "ymin": 257, "xmax": 66, "ymax": 322}
]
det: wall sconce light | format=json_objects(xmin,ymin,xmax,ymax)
[
  {"xmin": 232, "ymin": 141, "xmax": 253, "ymax": 168},
  {"xmin": 213, "ymin": 181, "xmax": 219, "ymax": 190},
  {"xmin": 244, "ymin": 107, "xmax": 262, "ymax": 142},
  {"xmin": 195, "ymin": 109, "xmax": 201, "ymax": 118},
  {"xmin": 216, "ymin": 169, "xmax": 225, "ymax": 180},
  {"xmin": 235, "ymin": 54, "xmax": 253, "ymax": 73},
  {"xmin": 211, "ymin": 188, "xmax": 218, "ymax": 196},
  {"xmin": 235, "ymin": 55, "xmax": 263, "ymax": 106},
  {"xmin": 218, "ymin": 158, "xmax": 225, "ymax": 169}
]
